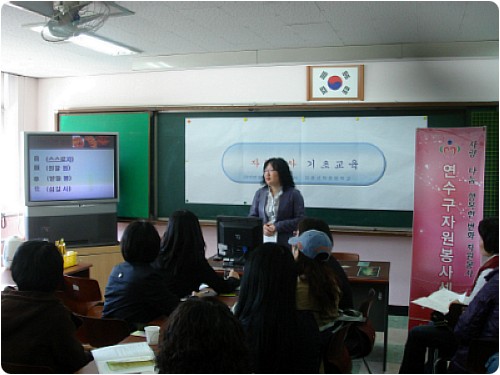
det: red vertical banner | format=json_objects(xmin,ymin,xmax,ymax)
[{"xmin": 409, "ymin": 127, "xmax": 486, "ymax": 329}]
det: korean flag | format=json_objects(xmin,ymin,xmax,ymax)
[{"xmin": 309, "ymin": 65, "xmax": 363, "ymax": 101}]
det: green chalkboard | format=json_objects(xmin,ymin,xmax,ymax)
[
  {"xmin": 59, "ymin": 112, "xmax": 151, "ymax": 219},
  {"xmin": 156, "ymin": 106, "xmax": 497, "ymax": 229}
]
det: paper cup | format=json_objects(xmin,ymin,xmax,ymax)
[{"xmin": 144, "ymin": 325, "xmax": 160, "ymax": 345}]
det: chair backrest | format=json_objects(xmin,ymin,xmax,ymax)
[
  {"xmin": 86, "ymin": 304, "xmax": 104, "ymax": 318},
  {"xmin": 321, "ymin": 322, "xmax": 353, "ymax": 373},
  {"xmin": 346, "ymin": 288, "xmax": 377, "ymax": 361},
  {"xmin": 2, "ymin": 362, "xmax": 53, "ymax": 373},
  {"xmin": 63, "ymin": 275, "xmax": 102, "ymax": 302},
  {"xmin": 359, "ymin": 288, "xmax": 377, "ymax": 318},
  {"xmin": 76, "ymin": 314, "xmax": 130, "ymax": 348},
  {"xmin": 331, "ymin": 252, "xmax": 360, "ymax": 262},
  {"xmin": 56, "ymin": 276, "xmax": 103, "ymax": 315}
]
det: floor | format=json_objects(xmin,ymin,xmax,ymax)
[{"xmin": 352, "ymin": 315, "xmax": 408, "ymax": 374}]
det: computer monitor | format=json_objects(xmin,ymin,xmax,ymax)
[{"xmin": 216, "ymin": 216, "xmax": 263, "ymax": 266}]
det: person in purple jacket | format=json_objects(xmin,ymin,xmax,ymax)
[
  {"xmin": 249, "ymin": 157, "xmax": 305, "ymax": 249},
  {"xmin": 448, "ymin": 267, "xmax": 499, "ymax": 373}
]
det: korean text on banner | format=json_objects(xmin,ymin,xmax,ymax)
[{"xmin": 409, "ymin": 127, "xmax": 486, "ymax": 329}]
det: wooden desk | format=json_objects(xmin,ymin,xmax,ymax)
[
  {"xmin": 78, "ymin": 260, "xmax": 389, "ymax": 373},
  {"xmin": 76, "ymin": 294, "xmax": 238, "ymax": 374},
  {"xmin": 1, "ymin": 263, "xmax": 92, "ymax": 289},
  {"xmin": 341, "ymin": 260, "xmax": 390, "ymax": 371}
]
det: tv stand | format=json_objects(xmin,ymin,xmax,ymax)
[{"xmin": 25, "ymin": 204, "xmax": 117, "ymax": 246}]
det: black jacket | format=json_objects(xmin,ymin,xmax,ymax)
[
  {"xmin": 103, "ymin": 262, "xmax": 179, "ymax": 328},
  {"xmin": 1, "ymin": 287, "xmax": 91, "ymax": 373}
]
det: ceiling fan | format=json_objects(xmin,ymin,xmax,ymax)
[{"xmin": 13, "ymin": 1, "xmax": 134, "ymax": 42}]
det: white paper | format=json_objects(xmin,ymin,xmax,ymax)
[
  {"xmin": 91, "ymin": 342, "xmax": 156, "ymax": 374},
  {"xmin": 411, "ymin": 288, "xmax": 466, "ymax": 314},
  {"xmin": 263, "ymin": 234, "xmax": 277, "ymax": 243}
]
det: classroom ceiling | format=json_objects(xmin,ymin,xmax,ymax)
[{"xmin": 1, "ymin": 1, "xmax": 498, "ymax": 78}]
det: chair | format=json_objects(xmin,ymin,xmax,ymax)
[
  {"xmin": 348, "ymin": 288, "xmax": 376, "ymax": 373},
  {"xmin": 331, "ymin": 252, "xmax": 360, "ymax": 262},
  {"xmin": 2, "ymin": 362, "xmax": 53, "ymax": 373},
  {"xmin": 58, "ymin": 275, "xmax": 103, "ymax": 315},
  {"xmin": 321, "ymin": 321, "xmax": 353, "ymax": 373},
  {"xmin": 75, "ymin": 313, "xmax": 130, "ymax": 348},
  {"xmin": 86, "ymin": 303, "xmax": 105, "ymax": 318},
  {"xmin": 428, "ymin": 302, "xmax": 468, "ymax": 373}
]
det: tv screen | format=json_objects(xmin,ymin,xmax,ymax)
[
  {"xmin": 216, "ymin": 216, "xmax": 263, "ymax": 265},
  {"xmin": 24, "ymin": 132, "xmax": 119, "ymax": 206}
]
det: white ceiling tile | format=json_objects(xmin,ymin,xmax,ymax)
[{"xmin": 1, "ymin": 1, "xmax": 497, "ymax": 78}]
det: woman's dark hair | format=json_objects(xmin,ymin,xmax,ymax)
[
  {"xmin": 298, "ymin": 217, "xmax": 334, "ymax": 243},
  {"xmin": 11, "ymin": 240, "xmax": 63, "ymax": 292},
  {"xmin": 234, "ymin": 243, "xmax": 299, "ymax": 373},
  {"xmin": 296, "ymin": 217, "xmax": 341, "ymax": 317},
  {"xmin": 260, "ymin": 157, "xmax": 295, "ymax": 189},
  {"xmin": 120, "ymin": 220, "xmax": 160, "ymax": 263},
  {"xmin": 295, "ymin": 251, "xmax": 340, "ymax": 320},
  {"xmin": 156, "ymin": 297, "xmax": 250, "ymax": 373},
  {"xmin": 156, "ymin": 210, "xmax": 206, "ymax": 275},
  {"xmin": 478, "ymin": 217, "xmax": 499, "ymax": 255}
]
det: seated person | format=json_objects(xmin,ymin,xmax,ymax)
[
  {"xmin": 103, "ymin": 220, "xmax": 179, "ymax": 330},
  {"xmin": 153, "ymin": 210, "xmax": 240, "ymax": 299},
  {"xmin": 289, "ymin": 229, "xmax": 341, "ymax": 328},
  {"xmin": 448, "ymin": 267, "xmax": 499, "ymax": 373},
  {"xmin": 1, "ymin": 240, "xmax": 91, "ymax": 373},
  {"xmin": 399, "ymin": 217, "xmax": 499, "ymax": 373},
  {"xmin": 459, "ymin": 217, "xmax": 498, "ymax": 304},
  {"xmin": 289, "ymin": 229, "xmax": 344, "ymax": 373},
  {"xmin": 234, "ymin": 242, "xmax": 321, "ymax": 373},
  {"xmin": 297, "ymin": 217, "xmax": 354, "ymax": 310},
  {"xmin": 156, "ymin": 297, "xmax": 250, "ymax": 373}
]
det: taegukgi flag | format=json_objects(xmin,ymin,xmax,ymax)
[{"xmin": 309, "ymin": 65, "xmax": 363, "ymax": 100}]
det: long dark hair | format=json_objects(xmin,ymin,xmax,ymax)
[
  {"xmin": 156, "ymin": 210, "xmax": 206, "ymax": 275},
  {"xmin": 296, "ymin": 217, "xmax": 341, "ymax": 316},
  {"xmin": 156, "ymin": 297, "xmax": 250, "ymax": 373},
  {"xmin": 295, "ymin": 251, "xmax": 340, "ymax": 319},
  {"xmin": 234, "ymin": 243, "xmax": 299, "ymax": 373},
  {"xmin": 260, "ymin": 157, "xmax": 295, "ymax": 189}
]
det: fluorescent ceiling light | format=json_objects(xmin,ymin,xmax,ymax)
[
  {"xmin": 30, "ymin": 26, "xmax": 140, "ymax": 56},
  {"xmin": 70, "ymin": 34, "xmax": 140, "ymax": 56}
]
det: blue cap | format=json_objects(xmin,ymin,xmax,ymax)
[{"xmin": 288, "ymin": 229, "xmax": 332, "ymax": 261}]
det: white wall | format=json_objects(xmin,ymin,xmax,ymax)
[
  {"xmin": 11, "ymin": 57, "xmax": 499, "ymax": 307},
  {"xmin": 36, "ymin": 59, "xmax": 498, "ymax": 130}
]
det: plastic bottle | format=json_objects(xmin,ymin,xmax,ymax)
[{"xmin": 58, "ymin": 238, "xmax": 66, "ymax": 255}]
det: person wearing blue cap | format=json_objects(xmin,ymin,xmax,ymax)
[
  {"xmin": 297, "ymin": 217, "xmax": 354, "ymax": 310},
  {"xmin": 289, "ymin": 230, "xmax": 341, "ymax": 328},
  {"xmin": 289, "ymin": 230, "xmax": 343, "ymax": 373}
]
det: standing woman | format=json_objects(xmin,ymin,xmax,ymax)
[
  {"xmin": 153, "ymin": 210, "xmax": 240, "ymax": 299},
  {"xmin": 249, "ymin": 157, "xmax": 305, "ymax": 248}
]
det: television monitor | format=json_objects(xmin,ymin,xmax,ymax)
[
  {"xmin": 216, "ymin": 215, "xmax": 263, "ymax": 266},
  {"xmin": 24, "ymin": 132, "xmax": 119, "ymax": 206}
]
